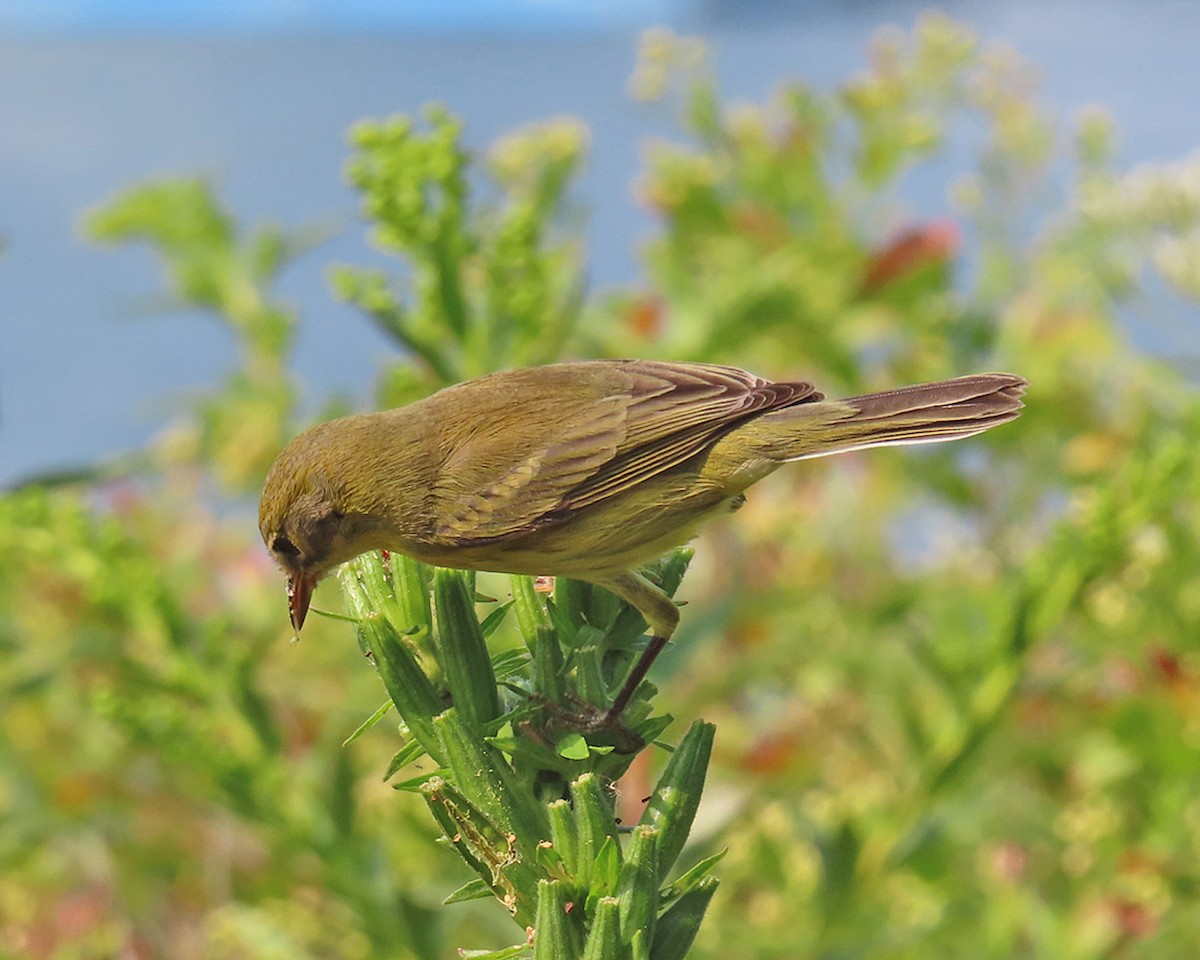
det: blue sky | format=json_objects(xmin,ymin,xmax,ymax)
[{"xmin": 0, "ymin": 0, "xmax": 687, "ymax": 32}]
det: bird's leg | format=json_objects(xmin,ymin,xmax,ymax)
[
  {"xmin": 585, "ymin": 570, "xmax": 681, "ymax": 729},
  {"xmin": 599, "ymin": 633, "xmax": 670, "ymax": 725},
  {"xmin": 533, "ymin": 571, "xmax": 679, "ymax": 750}
]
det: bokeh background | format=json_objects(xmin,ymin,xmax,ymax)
[
  {"xmin": 5, "ymin": 0, "xmax": 1200, "ymax": 485},
  {"xmin": 4, "ymin": 1, "xmax": 1200, "ymax": 958}
]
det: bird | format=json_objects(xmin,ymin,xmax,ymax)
[{"xmin": 259, "ymin": 359, "xmax": 1026, "ymax": 727}]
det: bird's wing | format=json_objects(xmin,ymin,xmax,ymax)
[{"xmin": 431, "ymin": 360, "xmax": 820, "ymax": 543}]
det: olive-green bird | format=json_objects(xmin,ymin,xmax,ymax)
[{"xmin": 259, "ymin": 360, "xmax": 1026, "ymax": 724}]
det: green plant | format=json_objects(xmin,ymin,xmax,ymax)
[
  {"xmin": 330, "ymin": 108, "xmax": 590, "ymax": 401},
  {"xmin": 335, "ymin": 550, "xmax": 718, "ymax": 958},
  {"xmin": 6, "ymin": 14, "xmax": 1200, "ymax": 960}
]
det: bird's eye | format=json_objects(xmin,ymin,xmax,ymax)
[{"xmin": 271, "ymin": 534, "xmax": 301, "ymax": 558}]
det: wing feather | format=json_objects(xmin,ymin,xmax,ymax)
[{"xmin": 432, "ymin": 360, "xmax": 819, "ymax": 543}]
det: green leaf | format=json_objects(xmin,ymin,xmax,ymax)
[
  {"xmin": 554, "ymin": 578, "xmax": 591, "ymax": 633},
  {"xmin": 533, "ymin": 879, "xmax": 582, "ymax": 960},
  {"xmin": 556, "ymin": 732, "xmax": 591, "ymax": 761},
  {"xmin": 391, "ymin": 552, "xmax": 433, "ymax": 633},
  {"xmin": 511, "ymin": 574, "xmax": 552, "ymax": 643},
  {"xmin": 491, "ymin": 646, "xmax": 530, "ymax": 682},
  {"xmin": 391, "ymin": 769, "xmax": 447, "ymax": 793},
  {"xmin": 531, "ymin": 624, "xmax": 566, "ymax": 703},
  {"xmin": 434, "ymin": 568, "xmax": 502, "ymax": 726},
  {"xmin": 649, "ymin": 879, "xmax": 718, "ymax": 960},
  {"xmin": 656, "ymin": 548, "xmax": 694, "ymax": 599},
  {"xmin": 661, "ymin": 849, "xmax": 727, "ymax": 902},
  {"xmin": 458, "ymin": 944, "xmax": 532, "ymax": 959},
  {"xmin": 591, "ymin": 836, "xmax": 621, "ymax": 900},
  {"xmin": 547, "ymin": 799, "xmax": 578, "ymax": 883},
  {"xmin": 581, "ymin": 896, "xmax": 622, "ymax": 960},
  {"xmin": 309, "ymin": 606, "xmax": 359, "ymax": 624},
  {"xmin": 444, "ymin": 878, "xmax": 495, "ymax": 905},
  {"xmin": 479, "ymin": 600, "xmax": 514, "ymax": 639},
  {"xmin": 486, "ymin": 727, "xmax": 594, "ymax": 778},
  {"xmin": 568, "ymin": 627, "xmax": 609, "ymax": 705},
  {"xmin": 544, "ymin": 596, "xmax": 577, "ymax": 641},
  {"xmin": 616, "ymin": 826, "xmax": 659, "ymax": 944},
  {"xmin": 571, "ymin": 772, "xmax": 619, "ymax": 887},
  {"xmin": 631, "ymin": 928, "xmax": 649, "ymax": 960},
  {"xmin": 340, "ymin": 559, "xmax": 446, "ymax": 762},
  {"xmin": 434, "ymin": 708, "xmax": 549, "ymax": 846},
  {"xmin": 381, "ymin": 738, "xmax": 431, "ymax": 782},
  {"xmin": 342, "ymin": 699, "xmax": 393, "ymax": 747},
  {"xmin": 420, "ymin": 775, "xmax": 540, "ymax": 928},
  {"xmin": 638, "ymin": 721, "xmax": 714, "ymax": 881}
]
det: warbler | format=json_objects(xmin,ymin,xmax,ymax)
[{"xmin": 259, "ymin": 359, "xmax": 1025, "ymax": 724}]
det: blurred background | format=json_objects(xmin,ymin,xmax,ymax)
[
  {"xmin": 4, "ymin": 1, "xmax": 1200, "ymax": 958},
  {"xmin": 4, "ymin": 0, "xmax": 1199, "ymax": 484}
]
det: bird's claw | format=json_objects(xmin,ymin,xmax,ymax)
[{"xmin": 530, "ymin": 693, "xmax": 645, "ymax": 753}]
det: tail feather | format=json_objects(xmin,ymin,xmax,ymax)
[
  {"xmin": 844, "ymin": 374, "xmax": 1027, "ymax": 421},
  {"xmin": 761, "ymin": 373, "xmax": 1027, "ymax": 462}
]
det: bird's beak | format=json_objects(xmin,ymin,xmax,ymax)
[{"xmin": 287, "ymin": 572, "xmax": 317, "ymax": 636}]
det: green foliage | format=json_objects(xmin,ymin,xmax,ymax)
[
  {"xmin": 338, "ymin": 550, "xmax": 715, "ymax": 956},
  {"xmin": 330, "ymin": 107, "xmax": 589, "ymax": 401},
  {"xmin": 0, "ymin": 484, "xmax": 446, "ymax": 959},
  {"xmin": 5, "ymin": 13, "xmax": 1200, "ymax": 959}
]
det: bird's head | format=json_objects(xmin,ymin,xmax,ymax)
[{"xmin": 258, "ymin": 422, "xmax": 368, "ymax": 634}]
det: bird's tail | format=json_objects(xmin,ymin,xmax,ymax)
[{"xmin": 750, "ymin": 373, "xmax": 1027, "ymax": 462}]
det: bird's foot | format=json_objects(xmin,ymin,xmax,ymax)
[{"xmin": 532, "ymin": 693, "xmax": 644, "ymax": 753}]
